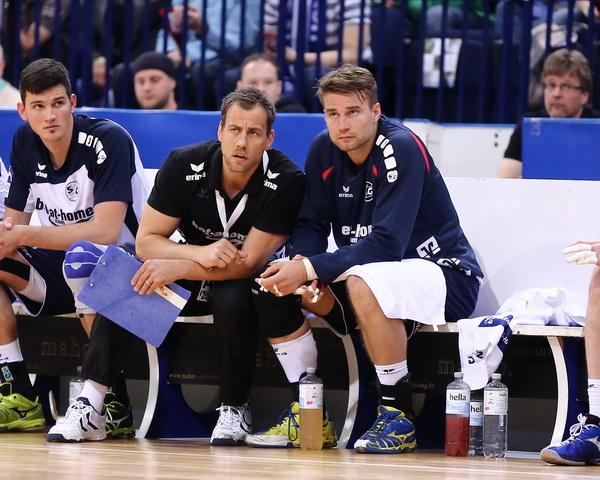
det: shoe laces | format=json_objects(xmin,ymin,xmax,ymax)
[
  {"xmin": 273, "ymin": 406, "xmax": 299, "ymax": 440},
  {"xmin": 215, "ymin": 405, "xmax": 246, "ymax": 430},
  {"xmin": 562, "ymin": 413, "xmax": 596, "ymax": 444},
  {"xmin": 64, "ymin": 399, "xmax": 92, "ymax": 421}
]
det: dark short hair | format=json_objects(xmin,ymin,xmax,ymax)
[
  {"xmin": 240, "ymin": 53, "xmax": 280, "ymax": 79},
  {"xmin": 317, "ymin": 64, "xmax": 378, "ymax": 106},
  {"xmin": 220, "ymin": 88, "xmax": 276, "ymax": 131},
  {"xmin": 19, "ymin": 58, "xmax": 72, "ymax": 102},
  {"xmin": 132, "ymin": 51, "xmax": 177, "ymax": 80},
  {"xmin": 543, "ymin": 48, "xmax": 592, "ymax": 95}
]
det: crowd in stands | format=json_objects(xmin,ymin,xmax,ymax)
[{"xmin": 1, "ymin": 1, "xmax": 599, "ymax": 121}]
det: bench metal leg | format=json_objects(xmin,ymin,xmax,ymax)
[
  {"xmin": 137, "ymin": 341, "xmax": 216, "ymax": 439},
  {"xmin": 136, "ymin": 342, "xmax": 159, "ymax": 438},
  {"xmin": 338, "ymin": 334, "xmax": 359, "ymax": 448},
  {"xmin": 548, "ymin": 336, "xmax": 584, "ymax": 445},
  {"xmin": 548, "ymin": 336, "xmax": 568, "ymax": 445}
]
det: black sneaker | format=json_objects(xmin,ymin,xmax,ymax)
[{"xmin": 104, "ymin": 391, "xmax": 135, "ymax": 438}]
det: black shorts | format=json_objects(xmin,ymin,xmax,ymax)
[{"xmin": 14, "ymin": 247, "xmax": 75, "ymax": 316}]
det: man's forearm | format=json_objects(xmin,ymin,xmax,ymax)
[
  {"xmin": 136, "ymin": 234, "xmax": 201, "ymax": 262},
  {"xmin": 168, "ymin": 257, "xmax": 259, "ymax": 282},
  {"xmin": 14, "ymin": 221, "xmax": 120, "ymax": 251}
]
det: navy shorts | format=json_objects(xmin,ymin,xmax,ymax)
[{"xmin": 14, "ymin": 247, "xmax": 76, "ymax": 316}]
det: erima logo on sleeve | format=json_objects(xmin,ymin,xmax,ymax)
[
  {"xmin": 186, "ymin": 163, "xmax": 206, "ymax": 181},
  {"xmin": 78, "ymin": 132, "xmax": 107, "ymax": 164},
  {"xmin": 375, "ymin": 134, "xmax": 398, "ymax": 183}
]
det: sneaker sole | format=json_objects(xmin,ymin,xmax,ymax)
[
  {"xmin": 355, "ymin": 442, "xmax": 417, "ymax": 454},
  {"xmin": 47, "ymin": 432, "xmax": 107, "ymax": 443},
  {"xmin": 210, "ymin": 438, "xmax": 247, "ymax": 446},
  {"xmin": 106, "ymin": 427, "xmax": 136, "ymax": 439},
  {"xmin": 540, "ymin": 448, "xmax": 600, "ymax": 466},
  {"xmin": 0, "ymin": 418, "xmax": 46, "ymax": 432}
]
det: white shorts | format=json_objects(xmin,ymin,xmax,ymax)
[{"xmin": 335, "ymin": 259, "xmax": 447, "ymax": 326}]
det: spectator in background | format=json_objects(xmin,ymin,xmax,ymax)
[
  {"xmin": 497, "ymin": 48, "xmax": 598, "ymax": 178},
  {"xmin": 0, "ymin": 45, "xmax": 20, "ymax": 108},
  {"xmin": 237, "ymin": 53, "xmax": 305, "ymax": 113},
  {"xmin": 132, "ymin": 52, "xmax": 178, "ymax": 110},
  {"xmin": 93, "ymin": 1, "xmax": 163, "ymax": 106},
  {"xmin": 264, "ymin": 0, "xmax": 370, "ymax": 109},
  {"xmin": 156, "ymin": 0, "xmax": 261, "ymax": 109},
  {"xmin": 12, "ymin": 1, "xmax": 71, "ymax": 65}
]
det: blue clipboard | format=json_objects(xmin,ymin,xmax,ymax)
[{"xmin": 78, "ymin": 246, "xmax": 191, "ymax": 347}]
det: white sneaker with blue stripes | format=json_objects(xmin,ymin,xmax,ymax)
[{"xmin": 47, "ymin": 397, "xmax": 107, "ymax": 442}]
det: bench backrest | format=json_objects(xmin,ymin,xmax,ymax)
[{"xmin": 446, "ymin": 177, "xmax": 596, "ymax": 317}]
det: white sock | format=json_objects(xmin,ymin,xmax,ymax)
[
  {"xmin": 0, "ymin": 339, "xmax": 23, "ymax": 363},
  {"xmin": 588, "ymin": 379, "xmax": 600, "ymax": 418},
  {"xmin": 271, "ymin": 330, "xmax": 317, "ymax": 383},
  {"xmin": 375, "ymin": 360, "xmax": 408, "ymax": 386},
  {"xmin": 79, "ymin": 379, "xmax": 108, "ymax": 412}
]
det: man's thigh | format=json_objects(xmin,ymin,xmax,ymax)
[
  {"xmin": 12, "ymin": 247, "xmax": 75, "ymax": 316},
  {"xmin": 321, "ymin": 259, "xmax": 480, "ymax": 332}
]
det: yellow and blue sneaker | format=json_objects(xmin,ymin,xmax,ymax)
[
  {"xmin": 0, "ymin": 382, "xmax": 45, "ymax": 432},
  {"xmin": 541, "ymin": 414, "xmax": 600, "ymax": 465},
  {"xmin": 354, "ymin": 405, "xmax": 416, "ymax": 454},
  {"xmin": 246, "ymin": 402, "xmax": 337, "ymax": 448}
]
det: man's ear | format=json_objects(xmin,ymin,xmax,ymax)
[
  {"xmin": 266, "ymin": 128, "xmax": 275, "ymax": 150},
  {"xmin": 217, "ymin": 121, "xmax": 223, "ymax": 142}
]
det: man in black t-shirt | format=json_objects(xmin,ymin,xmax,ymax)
[
  {"xmin": 497, "ymin": 49, "xmax": 598, "ymax": 178},
  {"xmin": 48, "ymin": 88, "xmax": 307, "ymax": 444}
]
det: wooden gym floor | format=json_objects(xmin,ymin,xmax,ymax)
[{"xmin": 1, "ymin": 434, "xmax": 599, "ymax": 480}]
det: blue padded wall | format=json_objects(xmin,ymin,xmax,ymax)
[{"xmin": 0, "ymin": 108, "xmax": 326, "ymax": 171}]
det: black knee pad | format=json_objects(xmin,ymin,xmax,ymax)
[
  {"xmin": 252, "ymin": 286, "xmax": 305, "ymax": 338},
  {"xmin": 209, "ymin": 279, "xmax": 255, "ymax": 319}
]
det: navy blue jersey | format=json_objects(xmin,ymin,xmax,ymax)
[
  {"xmin": 6, "ymin": 114, "xmax": 150, "ymax": 248},
  {"xmin": 291, "ymin": 116, "xmax": 483, "ymax": 284}
]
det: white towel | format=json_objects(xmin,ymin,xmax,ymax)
[
  {"xmin": 497, "ymin": 287, "xmax": 585, "ymax": 327},
  {"xmin": 457, "ymin": 287, "xmax": 585, "ymax": 389},
  {"xmin": 458, "ymin": 316, "xmax": 512, "ymax": 390}
]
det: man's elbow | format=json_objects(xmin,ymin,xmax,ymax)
[{"xmin": 135, "ymin": 235, "xmax": 150, "ymax": 261}]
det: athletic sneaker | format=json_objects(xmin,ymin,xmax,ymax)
[
  {"xmin": 354, "ymin": 405, "xmax": 417, "ymax": 454},
  {"xmin": 541, "ymin": 414, "xmax": 600, "ymax": 465},
  {"xmin": 104, "ymin": 391, "xmax": 135, "ymax": 438},
  {"xmin": 0, "ymin": 382, "xmax": 45, "ymax": 432},
  {"xmin": 210, "ymin": 404, "xmax": 252, "ymax": 446},
  {"xmin": 47, "ymin": 397, "xmax": 106, "ymax": 442},
  {"xmin": 245, "ymin": 402, "xmax": 338, "ymax": 448}
]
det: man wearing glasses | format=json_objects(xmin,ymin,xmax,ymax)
[{"xmin": 497, "ymin": 48, "xmax": 598, "ymax": 178}]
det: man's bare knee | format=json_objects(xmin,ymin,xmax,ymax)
[{"xmin": 346, "ymin": 275, "xmax": 371, "ymax": 300}]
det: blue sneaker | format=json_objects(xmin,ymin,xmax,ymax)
[
  {"xmin": 541, "ymin": 414, "xmax": 600, "ymax": 465},
  {"xmin": 354, "ymin": 405, "xmax": 417, "ymax": 454}
]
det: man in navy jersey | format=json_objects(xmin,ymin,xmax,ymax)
[
  {"xmin": 0, "ymin": 58, "xmax": 148, "ymax": 435},
  {"xmin": 47, "ymin": 88, "xmax": 308, "ymax": 444},
  {"xmin": 249, "ymin": 64, "xmax": 482, "ymax": 453}
]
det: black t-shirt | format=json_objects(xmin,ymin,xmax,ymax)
[
  {"xmin": 148, "ymin": 140, "xmax": 305, "ymax": 248},
  {"xmin": 504, "ymin": 108, "xmax": 600, "ymax": 162}
]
